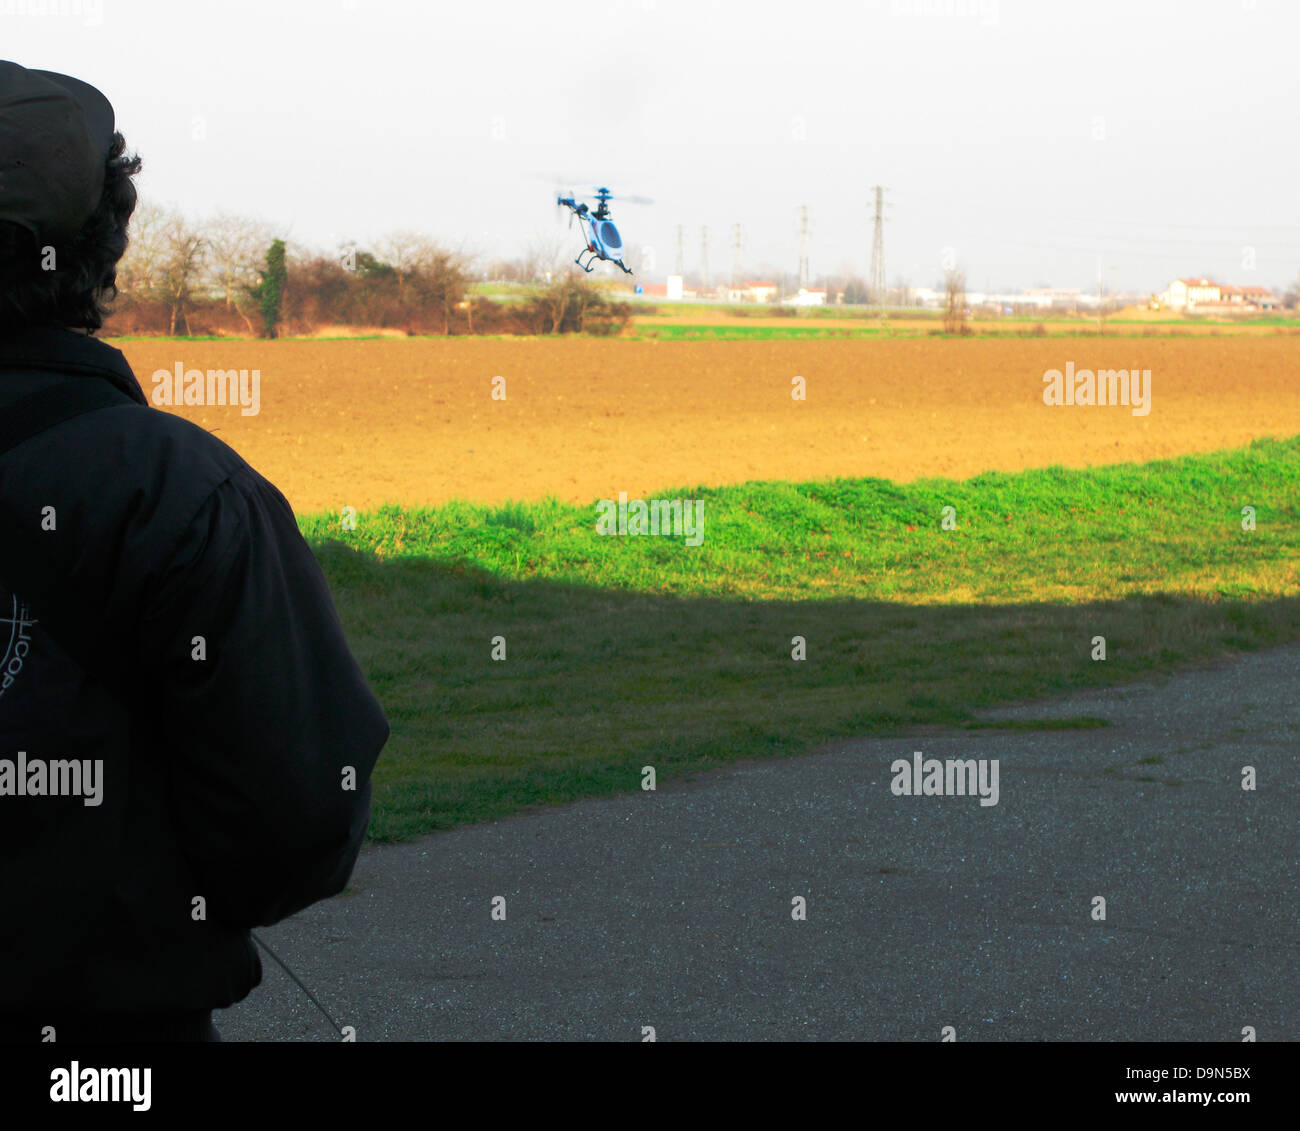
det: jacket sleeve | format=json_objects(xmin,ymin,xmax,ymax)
[{"xmin": 135, "ymin": 462, "xmax": 389, "ymax": 927}]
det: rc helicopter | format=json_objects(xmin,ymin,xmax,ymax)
[{"xmin": 555, "ymin": 185, "xmax": 652, "ymax": 274}]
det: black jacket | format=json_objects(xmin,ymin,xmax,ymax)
[{"xmin": 0, "ymin": 327, "xmax": 388, "ymax": 1014}]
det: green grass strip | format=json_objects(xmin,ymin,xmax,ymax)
[{"xmin": 299, "ymin": 436, "xmax": 1300, "ymax": 841}]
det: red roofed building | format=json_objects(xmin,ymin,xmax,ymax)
[
  {"xmin": 1162, "ymin": 277, "xmax": 1221, "ymax": 310},
  {"xmin": 745, "ymin": 281, "xmax": 778, "ymax": 303},
  {"xmin": 1161, "ymin": 278, "xmax": 1280, "ymax": 312},
  {"xmin": 1220, "ymin": 285, "xmax": 1280, "ymax": 310}
]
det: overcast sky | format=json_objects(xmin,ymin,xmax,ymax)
[{"xmin": 6, "ymin": 0, "xmax": 1299, "ymax": 292}]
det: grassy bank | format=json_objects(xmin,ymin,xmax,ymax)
[{"xmin": 301, "ymin": 436, "xmax": 1300, "ymax": 841}]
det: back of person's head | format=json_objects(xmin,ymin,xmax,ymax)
[
  {"xmin": 0, "ymin": 61, "xmax": 140, "ymax": 334},
  {"xmin": 0, "ymin": 133, "xmax": 141, "ymax": 333}
]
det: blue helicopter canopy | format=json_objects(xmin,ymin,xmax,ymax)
[{"xmin": 599, "ymin": 220, "xmax": 622, "ymax": 250}]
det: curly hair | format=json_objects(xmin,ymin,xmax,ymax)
[{"xmin": 0, "ymin": 131, "xmax": 142, "ymax": 333}]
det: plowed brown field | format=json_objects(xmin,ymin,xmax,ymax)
[{"xmin": 113, "ymin": 337, "xmax": 1300, "ymax": 515}]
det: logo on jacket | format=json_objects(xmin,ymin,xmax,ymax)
[{"xmin": 1, "ymin": 594, "xmax": 37, "ymax": 700}]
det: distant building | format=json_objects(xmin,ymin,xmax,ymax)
[
  {"xmin": 1022, "ymin": 287, "xmax": 1084, "ymax": 309},
  {"xmin": 1162, "ymin": 277, "xmax": 1221, "ymax": 311},
  {"xmin": 783, "ymin": 288, "xmax": 827, "ymax": 307},
  {"xmin": 1159, "ymin": 278, "xmax": 1278, "ymax": 312},
  {"xmin": 727, "ymin": 280, "xmax": 778, "ymax": 303},
  {"xmin": 1219, "ymin": 284, "xmax": 1280, "ymax": 311}
]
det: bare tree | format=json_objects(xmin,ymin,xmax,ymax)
[
  {"xmin": 533, "ymin": 273, "xmax": 577, "ymax": 333},
  {"xmin": 157, "ymin": 212, "xmax": 207, "ymax": 336},
  {"xmin": 842, "ymin": 275, "xmax": 870, "ymax": 305},
  {"xmin": 521, "ymin": 234, "xmax": 572, "ymax": 283},
  {"xmin": 1283, "ymin": 273, "xmax": 1300, "ymax": 310},
  {"xmin": 369, "ymin": 232, "xmax": 473, "ymax": 333},
  {"xmin": 485, "ymin": 256, "xmax": 524, "ymax": 282},
  {"xmin": 115, "ymin": 199, "xmax": 173, "ymax": 299},
  {"xmin": 522, "ymin": 273, "xmax": 631, "ymax": 335},
  {"xmin": 417, "ymin": 245, "xmax": 473, "ymax": 335},
  {"xmin": 202, "ymin": 212, "xmax": 275, "ymax": 332},
  {"xmin": 373, "ymin": 230, "xmax": 430, "ymax": 292},
  {"xmin": 943, "ymin": 268, "xmax": 967, "ymax": 335}
]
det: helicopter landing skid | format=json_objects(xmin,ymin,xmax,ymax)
[{"xmin": 574, "ymin": 249, "xmax": 634, "ymax": 275}]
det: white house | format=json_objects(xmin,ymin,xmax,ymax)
[
  {"xmin": 720, "ymin": 280, "xmax": 778, "ymax": 304},
  {"xmin": 783, "ymin": 288, "xmax": 827, "ymax": 307},
  {"xmin": 1161, "ymin": 277, "xmax": 1221, "ymax": 311}
]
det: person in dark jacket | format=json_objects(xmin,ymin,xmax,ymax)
[{"xmin": 0, "ymin": 61, "xmax": 389, "ymax": 1042}]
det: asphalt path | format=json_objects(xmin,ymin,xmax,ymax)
[{"xmin": 218, "ymin": 644, "xmax": 1299, "ymax": 1041}]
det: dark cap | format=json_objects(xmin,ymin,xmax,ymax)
[{"xmin": 0, "ymin": 60, "xmax": 116, "ymax": 246}]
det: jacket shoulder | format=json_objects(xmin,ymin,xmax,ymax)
[{"xmin": 1, "ymin": 398, "xmax": 253, "ymax": 529}]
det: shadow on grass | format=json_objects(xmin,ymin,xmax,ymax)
[{"xmin": 315, "ymin": 541, "xmax": 1300, "ymax": 843}]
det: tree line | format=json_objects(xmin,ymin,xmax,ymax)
[{"xmin": 106, "ymin": 203, "xmax": 631, "ymax": 338}]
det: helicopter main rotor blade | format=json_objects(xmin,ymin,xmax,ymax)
[{"xmin": 566, "ymin": 184, "xmax": 654, "ymax": 205}]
